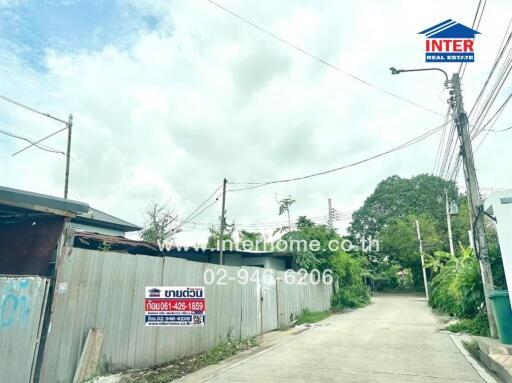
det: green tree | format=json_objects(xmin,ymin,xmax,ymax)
[
  {"xmin": 349, "ymin": 174, "xmax": 458, "ymax": 246},
  {"xmin": 283, "ymin": 216, "xmax": 337, "ymax": 270},
  {"xmin": 207, "ymin": 214, "xmax": 235, "ymax": 249},
  {"xmin": 378, "ymin": 214, "xmax": 442, "ymax": 289},
  {"xmin": 278, "ymin": 195, "xmax": 296, "ymax": 232}
]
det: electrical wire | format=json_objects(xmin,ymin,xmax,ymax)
[
  {"xmin": 207, "ymin": 0, "xmax": 444, "ymax": 117},
  {"xmin": 0, "ymin": 94, "xmax": 68, "ymax": 124},
  {"xmin": 228, "ymin": 121, "xmax": 448, "ymax": 192},
  {"xmin": 11, "ymin": 125, "xmax": 69, "ymax": 156},
  {"xmin": 432, "ymin": 106, "xmax": 451, "ymax": 174},
  {"xmin": 473, "ymin": 91, "xmax": 512, "ymax": 152},
  {"xmin": 459, "ymin": 0, "xmax": 486, "ymax": 79},
  {"xmin": 446, "ymin": 17, "xmax": 512, "ymax": 181},
  {"xmin": 0, "ymin": 128, "xmax": 65, "ymax": 155},
  {"xmin": 171, "ymin": 185, "xmax": 224, "ymax": 233},
  {"xmin": 485, "ymin": 126, "xmax": 512, "ymax": 132}
]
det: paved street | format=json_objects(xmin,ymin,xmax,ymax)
[{"xmin": 179, "ymin": 294, "xmax": 492, "ymax": 382}]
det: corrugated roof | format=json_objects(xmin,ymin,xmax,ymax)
[
  {"xmin": 0, "ymin": 185, "xmax": 89, "ymax": 216},
  {"xmin": 73, "ymin": 207, "xmax": 142, "ymax": 232}
]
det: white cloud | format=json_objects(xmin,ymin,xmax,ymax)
[{"xmin": 0, "ymin": 0, "xmax": 510, "ymax": 245}]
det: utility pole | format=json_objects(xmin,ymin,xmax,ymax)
[
  {"xmin": 415, "ymin": 220, "xmax": 429, "ymax": 302},
  {"xmin": 219, "ymin": 178, "xmax": 227, "ymax": 265},
  {"xmin": 450, "ymin": 73, "xmax": 497, "ymax": 337},
  {"xmin": 445, "ymin": 189, "xmax": 455, "ymax": 257},
  {"xmin": 64, "ymin": 114, "xmax": 73, "ymax": 199},
  {"xmin": 328, "ymin": 198, "xmax": 333, "ymax": 230}
]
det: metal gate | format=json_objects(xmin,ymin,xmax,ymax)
[{"xmin": 0, "ymin": 276, "xmax": 50, "ymax": 383}]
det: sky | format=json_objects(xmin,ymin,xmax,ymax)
[{"xmin": 0, "ymin": 0, "xmax": 511, "ymax": 245}]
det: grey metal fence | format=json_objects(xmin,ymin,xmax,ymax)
[
  {"xmin": 39, "ymin": 247, "xmax": 333, "ymax": 383},
  {"xmin": 0, "ymin": 276, "xmax": 50, "ymax": 383}
]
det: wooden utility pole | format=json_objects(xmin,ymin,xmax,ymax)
[
  {"xmin": 445, "ymin": 190, "xmax": 455, "ymax": 257},
  {"xmin": 219, "ymin": 178, "xmax": 227, "ymax": 265},
  {"xmin": 450, "ymin": 73, "xmax": 497, "ymax": 337},
  {"xmin": 415, "ymin": 220, "xmax": 429, "ymax": 301},
  {"xmin": 64, "ymin": 114, "xmax": 73, "ymax": 199},
  {"xmin": 328, "ymin": 198, "xmax": 333, "ymax": 230}
]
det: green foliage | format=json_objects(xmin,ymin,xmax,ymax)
[
  {"xmin": 284, "ymin": 218, "xmax": 370, "ymax": 309},
  {"xmin": 379, "ymin": 214, "xmax": 442, "ymax": 289},
  {"xmin": 371, "ymin": 262, "xmax": 401, "ymax": 290},
  {"xmin": 98, "ymin": 240, "xmax": 111, "ymax": 252},
  {"xmin": 347, "ymin": 174, "xmax": 465, "ymax": 290},
  {"xmin": 330, "ymin": 252, "xmax": 370, "ymax": 308},
  {"xmin": 447, "ymin": 313, "xmax": 490, "ymax": 337},
  {"xmin": 428, "ymin": 246, "xmax": 485, "ymax": 319},
  {"xmin": 283, "ymin": 219, "xmax": 338, "ymax": 270},
  {"xmin": 206, "ymin": 214, "xmax": 235, "ymax": 249},
  {"xmin": 278, "ymin": 196, "xmax": 296, "ymax": 216},
  {"xmin": 349, "ymin": 174, "xmax": 458, "ymax": 241},
  {"xmin": 295, "ymin": 309, "xmax": 330, "ymax": 325}
]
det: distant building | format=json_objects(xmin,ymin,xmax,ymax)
[{"xmin": 71, "ymin": 207, "xmax": 141, "ymax": 237}]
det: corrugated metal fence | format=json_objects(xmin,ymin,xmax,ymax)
[
  {"xmin": 0, "ymin": 276, "xmax": 50, "ymax": 383},
  {"xmin": 40, "ymin": 247, "xmax": 333, "ymax": 383}
]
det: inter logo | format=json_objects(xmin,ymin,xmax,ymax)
[{"xmin": 419, "ymin": 19, "xmax": 480, "ymax": 63}]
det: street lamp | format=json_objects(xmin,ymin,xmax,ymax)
[{"xmin": 389, "ymin": 67, "xmax": 449, "ymax": 88}]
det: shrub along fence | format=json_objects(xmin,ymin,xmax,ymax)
[{"xmin": 39, "ymin": 247, "xmax": 333, "ymax": 383}]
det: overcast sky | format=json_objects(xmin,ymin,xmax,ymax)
[{"xmin": 0, "ymin": 0, "xmax": 510, "ymax": 244}]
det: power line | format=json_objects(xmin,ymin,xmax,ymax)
[
  {"xmin": 171, "ymin": 185, "xmax": 224, "ymax": 233},
  {"xmin": 0, "ymin": 128, "xmax": 65, "ymax": 155},
  {"xmin": 0, "ymin": 94, "xmax": 68, "ymax": 124},
  {"xmin": 228, "ymin": 122, "xmax": 447, "ymax": 191},
  {"xmin": 11, "ymin": 125, "xmax": 68, "ymax": 156},
  {"xmin": 446, "ymin": 17, "xmax": 512, "ymax": 181},
  {"xmin": 432, "ymin": 106, "xmax": 451, "ymax": 174},
  {"xmin": 207, "ymin": 0, "xmax": 444, "ymax": 117},
  {"xmin": 183, "ymin": 214, "xmax": 334, "ymax": 227},
  {"xmin": 485, "ymin": 126, "xmax": 512, "ymax": 132},
  {"xmin": 459, "ymin": 0, "xmax": 486, "ymax": 79}
]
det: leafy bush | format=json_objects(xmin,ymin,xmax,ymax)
[
  {"xmin": 428, "ymin": 247, "xmax": 484, "ymax": 318},
  {"xmin": 447, "ymin": 312, "xmax": 490, "ymax": 337},
  {"xmin": 331, "ymin": 252, "xmax": 370, "ymax": 309}
]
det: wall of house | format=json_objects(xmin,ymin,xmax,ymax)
[
  {"xmin": 0, "ymin": 215, "xmax": 64, "ymax": 276},
  {"xmin": 39, "ymin": 247, "xmax": 332, "ymax": 383}
]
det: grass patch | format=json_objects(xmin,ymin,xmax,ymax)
[
  {"xmin": 295, "ymin": 309, "xmax": 330, "ymax": 325},
  {"xmin": 119, "ymin": 337, "xmax": 258, "ymax": 383},
  {"xmin": 446, "ymin": 313, "xmax": 490, "ymax": 337}
]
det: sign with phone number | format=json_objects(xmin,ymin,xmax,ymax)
[{"xmin": 145, "ymin": 286, "xmax": 205, "ymax": 327}]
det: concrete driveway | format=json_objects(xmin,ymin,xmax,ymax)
[{"xmin": 178, "ymin": 294, "xmax": 494, "ymax": 382}]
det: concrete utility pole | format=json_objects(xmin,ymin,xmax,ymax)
[
  {"xmin": 219, "ymin": 178, "xmax": 227, "ymax": 265},
  {"xmin": 64, "ymin": 114, "xmax": 73, "ymax": 199},
  {"xmin": 449, "ymin": 73, "xmax": 497, "ymax": 337},
  {"xmin": 328, "ymin": 198, "xmax": 333, "ymax": 230},
  {"xmin": 415, "ymin": 220, "xmax": 429, "ymax": 301},
  {"xmin": 445, "ymin": 190, "xmax": 455, "ymax": 257}
]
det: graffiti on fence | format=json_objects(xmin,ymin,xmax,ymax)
[{"xmin": 0, "ymin": 279, "xmax": 31, "ymax": 328}]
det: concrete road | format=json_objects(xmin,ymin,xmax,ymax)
[{"xmin": 179, "ymin": 294, "xmax": 493, "ymax": 382}]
